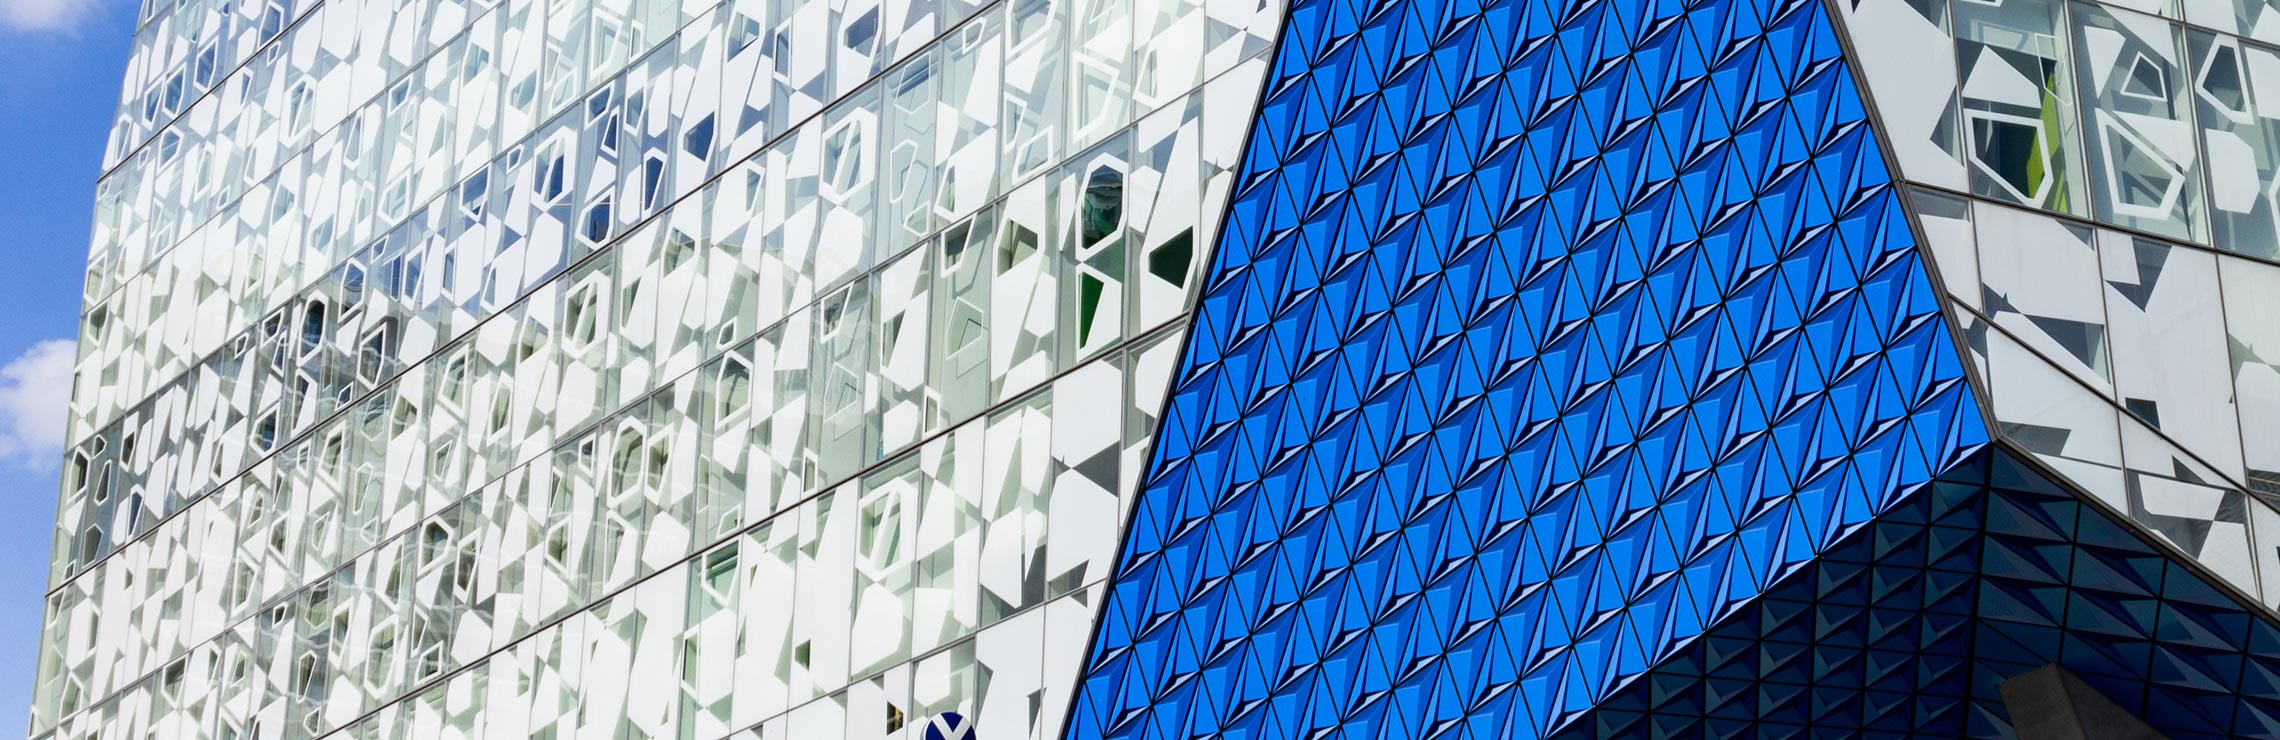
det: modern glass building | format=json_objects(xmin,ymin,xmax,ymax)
[{"xmin": 33, "ymin": 0, "xmax": 2280, "ymax": 736}]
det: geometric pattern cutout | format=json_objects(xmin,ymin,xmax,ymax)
[
  {"xmin": 1064, "ymin": 0, "xmax": 1990, "ymax": 734},
  {"xmin": 1835, "ymin": 0, "xmax": 2280, "ymax": 615},
  {"xmin": 1555, "ymin": 446, "xmax": 2280, "ymax": 740},
  {"xmin": 1906, "ymin": 181, "xmax": 2280, "ymax": 612}
]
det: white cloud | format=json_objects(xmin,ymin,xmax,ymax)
[
  {"xmin": 0, "ymin": 0, "xmax": 99, "ymax": 32},
  {"xmin": 0, "ymin": 339, "xmax": 75, "ymax": 469}
]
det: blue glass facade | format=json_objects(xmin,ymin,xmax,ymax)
[{"xmin": 1063, "ymin": 0, "xmax": 1995, "ymax": 734}]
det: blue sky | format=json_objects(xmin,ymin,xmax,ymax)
[{"xmin": 0, "ymin": 0, "xmax": 135, "ymax": 733}]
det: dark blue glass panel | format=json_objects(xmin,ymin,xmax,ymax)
[{"xmin": 1556, "ymin": 447, "xmax": 2280, "ymax": 740}]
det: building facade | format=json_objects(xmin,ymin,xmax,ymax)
[
  {"xmin": 33, "ymin": 0, "xmax": 2280, "ymax": 738},
  {"xmin": 34, "ymin": 0, "xmax": 1280, "ymax": 736}
]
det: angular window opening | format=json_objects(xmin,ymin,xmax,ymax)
[
  {"xmin": 1968, "ymin": 112, "xmax": 2054, "ymax": 205},
  {"xmin": 1149, "ymin": 229, "xmax": 1195, "ymax": 286},
  {"xmin": 299, "ymin": 301, "xmax": 328, "ymax": 358},
  {"xmin": 843, "ymin": 9, "xmax": 879, "ymax": 56},
  {"xmin": 1081, "ymin": 166, "xmax": 1123, "ymax": 247}
]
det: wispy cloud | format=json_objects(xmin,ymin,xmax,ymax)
[
  {"xmin": 0, "ymin": 340, "xmax": 75, "ymax": 469},
  {"xmin": 0, "ymin": 0, "xmax": 100, "ymax": 33}
]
